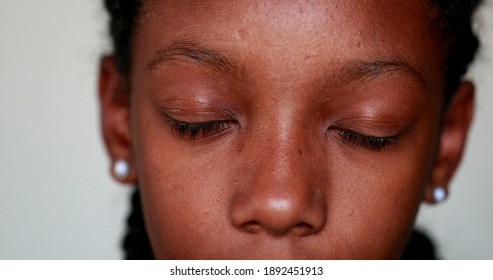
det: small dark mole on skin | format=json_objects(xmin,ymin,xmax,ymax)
[
  {"xmin": 237, "ymin": 143, "xmax": 244, "ymax": 153},
  {"xmin": 297, "ymin": 149, "xmax": 304, "ymax": 156}
]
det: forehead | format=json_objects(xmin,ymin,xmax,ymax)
[
  {"xmin": 138, "ymin": 0, "xmax": 435, "ymax": 43},
  {"xmin": 134, "ymin": 0, "xmax": 443, "ymax": 90}
]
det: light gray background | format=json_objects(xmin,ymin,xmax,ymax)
[{"xmin": 0, "ymin": 0, "xmax": 491, "ymax": 259}]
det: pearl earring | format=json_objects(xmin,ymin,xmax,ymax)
[
  {"xmin": 432, "ymin": 185, "xmax": 447, "ymax": 203},
  {"xmin": 113, "ymin": 159, "xmax": 130, "ymax": 181}
]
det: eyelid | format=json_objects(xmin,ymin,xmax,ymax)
[
  {"xmin": 157, "ymin": 101, "xmax": 241, "ymax": 141},
  {"xmin": 330, "ymin": 116, "xmax": 405, "ymax": 137},
  {"xmin": 164, "ymin": 114, "xmax": 237, "ymax": 140},
  {"xmin": 159, "ymin": 100, "xmax": 241, "ymax": 121}
]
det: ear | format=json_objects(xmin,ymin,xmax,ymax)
[
  {"xmin": 424, "ymin": 81, "xmax": 475, "ymax": 203},
  {"xmin": 98, "ymin": 56, "xmax": 137, "ymax": 184}
]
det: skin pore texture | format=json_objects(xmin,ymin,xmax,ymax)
[{"xmin": 99, "ymin": 0, "xmax": 474, "ymax": 259}]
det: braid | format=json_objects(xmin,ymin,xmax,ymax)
[
  {"xmin": 429, "ymin": 0, "xmax": 483, "ymax": 105},
  {"xmin": 401, "ymin": 230, "xmax": 438, "ymax": 259},
  {"xmin": 122, "ymin": 189, "xmax": 154, "ymax": 259},
  {"xmin": 104, "ymin": 0, "xmax": 141, "ymax": 76}
]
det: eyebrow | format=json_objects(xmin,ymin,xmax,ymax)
[
  {"xmin": 146, "ymin": 41, "xmax": 238, "ymax": 75},
  {"xmin": 146, "ymin": 41, "xmax": 429, "ymax": 92},
  {"xmin": 335, "ymin": 59, "xmax": 430, "ymax": 92}
]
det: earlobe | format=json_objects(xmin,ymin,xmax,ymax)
[
  {"xmin": 98, "ymin": 56, "xmax": 137, "ymax": 184},
  {"xmin": 424, "ymin": 81, "xmax": 474, "ymax": 204}
]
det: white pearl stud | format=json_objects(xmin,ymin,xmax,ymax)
[
  {"xmin": 113, "ymin": 159, "xmax": 130, "ymax": 181},
  {"xmin": 432, "ymin": 186, "xmax": 447, "ymax": 203}
]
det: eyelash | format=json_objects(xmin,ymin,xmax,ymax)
[
  {"xmin": 170, "ymin": 120, "xmax": 232, "ymax": 140},
  {"xmin": 168, "ymin": 118, "xmax": 399, "ymax": 151},
  {"xmin": 337, "ymin": 129, "xmax": 398, "ymax": 152}
]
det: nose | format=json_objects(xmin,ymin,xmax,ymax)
[{"xmin": 230, "ymin": 144, "xmax": 327, "ymax": 236}]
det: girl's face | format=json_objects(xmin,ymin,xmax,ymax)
[{"xmin": 100, "ymin": 0, "xmax": 474, "ymax": 259}]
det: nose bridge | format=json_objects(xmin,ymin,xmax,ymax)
[
  {"xmin": 251, "ymin": 108, "xmax": 311, "ymax": 198},
  {"xmin": 230, "ymin": 118, "xmax": 326, "ymax": 236},
  {"xmin": 260, "ymin": 128, "xmax": 308, "ymax": 194},
  {"xmin": 259, "ymin": 103, "xmax": 309, "ymax": 178}
]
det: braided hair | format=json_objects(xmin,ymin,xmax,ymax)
[
  {"xmin": 104, "ymin": 0, "xmax": 141, "ymax": 77},
  {"xmin": 430, "ymin": 0, "xmax": 483, "ymax": 105},
  {"xmin": 103, "ymin": 0, "xmax": 484, "ymax": 259}
]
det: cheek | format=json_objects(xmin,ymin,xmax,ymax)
[
  {"xmin": 324, "ymin": 121, "xmax": 439, "ymax": 258},
  {"xmin": 326, "ymin": 154, "xmax": 430, "ymax": 258},
  {"xmin": 136, "ymin": 158, "xmax": 220, "ymax": 258},
  {"xmin": 138, "ymin": 163, "xmax": 232, "ymax": 259},
  {"xmin": 130, "ymin": 98, "xmax": 237, "ymax": 258}
]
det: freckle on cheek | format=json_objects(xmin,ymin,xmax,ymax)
[{"xmin": 237, "ymin": 143, "xmax": 244, "ymax": 153}]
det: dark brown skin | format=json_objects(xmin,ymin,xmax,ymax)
[{"xmin": 99, "ymin": 0, "xmax": 474, "ymax": 259}]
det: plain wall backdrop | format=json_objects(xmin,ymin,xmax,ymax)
[{"xmin": 0, "ymin": 0, "xmax": 492, "ymax": 259}]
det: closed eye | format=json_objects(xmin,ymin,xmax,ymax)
[
  {"xmin": 169, "ymin": 119, "xmax": 235, "ymax": 140},
  {"xmin": 337, "ymin": 129, "xmax": 399, "ymax": 152}
]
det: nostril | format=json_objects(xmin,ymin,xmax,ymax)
[
  {"xmin": 241, "ymin": 221, "xmax": 262, "ymax": 233},
  {"xmin": 294, "ymin": 222, "xmax": 315, "ymax": 236},
  {"xmin": 239, "ymin": 221, "xmax": 317, "ymax": 236},
  {"xmin": 265, "ymin": 222, "xmax": 315, "ymax": 236}
]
